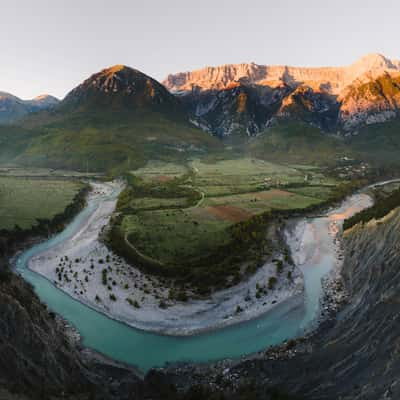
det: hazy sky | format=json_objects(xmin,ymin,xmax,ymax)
[{"xmin": 1, "ymin": 0, "xmax": 399, "ymax": 99}]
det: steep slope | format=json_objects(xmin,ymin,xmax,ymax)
[
  {"xmin": 181, "ymin": 82, "xmax": 290, "ymax": 138},
  {"xmin": 276, "ymin": 85, "xmax": 339, "ymax": 130},
  {"xmin": 0, "ymin": 265, "xmax": 92, "ymax": 397},
  {"xmin": 338, "ymin": 72, "xmax": 400, "ymax": 132},
  {"xmin": 1, "ymin": 65, "xmax": 221, "ymax": 172},
  {"xmin": 0, "ymin": 92, "xmax": 59, "ymax": 124}
]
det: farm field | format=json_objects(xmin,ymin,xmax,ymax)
[
  {"xmin": 286, "ymin": 186, "xmax": 334, "ymax": 200},
  {"xmin": 132, "ymin": 161, "xmax": 189, "ymax": 182},
  {"xmin": 0, "ymin": 177, "xmax": 85, "ymax": 230},
  {"xmin": 203, "ymin": 189, "xmax": 322, "ymax": 214},
  {"xmin": 0, "ymin": 166, "xmax": 101, "ymax": 178},
  {"xmin": 111, "ymin": 157, "xmax": 339, "ymax": 277},
  {"xmin": 122, "ymin": 209, "xmax": 231, "ymax": 265},
  {"xmin": 190, "ymin": 158, "xmax": 305, "ymax": 196}
]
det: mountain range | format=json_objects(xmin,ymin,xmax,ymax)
[
  {"xmin": 163, "ymin": 53, "xmax": 400, "ymax": 136},
  {"xmin": 2, "ymin": 53, "xmax": 400, "ymax": 171}
]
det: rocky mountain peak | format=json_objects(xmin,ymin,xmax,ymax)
[
  {"xmin": 351, "ymin": 53, "xmax": 396, "ymax": 70},
  {"xmin": 31, "ymin": 94, "xmax": 60, "ymax": 108},
  {"xmin": 80, "ymin": 64, "xmax": 147, "ymax": 95},
  {"xmin": 61, "ymin": 64, "xmax": 180, "ymax": 112}
]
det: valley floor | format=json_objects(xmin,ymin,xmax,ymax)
[{"xmin": 28, "ymin": 181, "xmax": 304, "ymax": 336}]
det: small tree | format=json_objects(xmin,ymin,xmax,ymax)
[{"xmin": 268, "ymin": 276, "xmax": 277, "ymax": 290}]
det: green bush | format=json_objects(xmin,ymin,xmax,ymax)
[{"xmin": 268, "ymin": 276, "xmax": 277, "ymax": 290}]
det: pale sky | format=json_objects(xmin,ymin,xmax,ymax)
[{"xmin": 1, "ymin": 0, "xmax": 399, "ymax": 99}]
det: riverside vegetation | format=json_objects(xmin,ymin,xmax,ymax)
[
  {"xmin": 107, "ymin": 158, "xmax": 367, "ymax": 294},
  {"xmin": 343, "ymin": 183, "xmax": 400, "ymax": 230}
]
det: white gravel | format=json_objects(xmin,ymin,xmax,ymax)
[{"xmin": 28, "ymin": 181, "xmax": 303, "ymax": 336}]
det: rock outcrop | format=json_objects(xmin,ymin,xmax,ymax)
[
  {"xmin": 0, "ymin": 267, "xmax": 91, "ymax": 397},
  {"xmin": 338, "ymin": 72, "xmax": 400, "ymax": 132}
]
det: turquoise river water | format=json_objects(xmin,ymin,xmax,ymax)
[{"xmin": 14, "ymin": 186, "xmax": 367, "ymax": 372}]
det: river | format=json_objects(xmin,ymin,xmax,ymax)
[{"xmin": 14, "ymin": 184, "xmax": 373, "ymax": 373}]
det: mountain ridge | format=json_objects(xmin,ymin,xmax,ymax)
[
  {"xmin": 163, "ymin": 53, "xmax": 400, "ymax": 94},
  {"xmin": 163, "ymin": 54, "xmax": 400, "ymax": 137}
]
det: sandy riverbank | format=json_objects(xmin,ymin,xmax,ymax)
[
  {"xmin": 28, "ymin": 181, "xmax": 303, "ymax": 336},
  {"xmin": 285, "ymin": 192, "xmax": 374, "ymax": 327}
]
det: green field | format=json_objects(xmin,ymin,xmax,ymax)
[
  {"xmin": 122, "ymin": 209, "xmax": 231, "ymax": 265},
  {"xmin": 287, "ymin": 185, "xmax": 334, "ymax": 200},
  {"xmin": 109, "ymin": 157, "xmax": 339, "ymax": 288},
  {"xmin": 203, "ymin": 189, "xmax": 322, "ymax": 214},
  {"xmin": 132, "ymin": 161, "xmax": 189, "ymax": 182},
  {"xmin": 190, "ymin": 158, "xmax": 307, "ymax": 196},
  {"xmin": 0, "ymin": 177, "xmax": 85, "ymax": 230}
]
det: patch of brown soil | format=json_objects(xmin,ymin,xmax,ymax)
[
  {"xmin": 153, "ymin": 175, "xmax": 174, "ymax": 183},
  {"xmin": 206, "ymin": 205, "xmax": 252, "ymax": 222}
]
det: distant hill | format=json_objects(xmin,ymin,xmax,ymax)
[{"xmin": 0, "ymin": 92, "xmax": 59, "ymax": 124}]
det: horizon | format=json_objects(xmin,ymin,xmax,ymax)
[
  {"xmin": 3, "ymin": 52, "xmax": 397, "ymax": 101},
  {"xmin": 2, "ymin": 0, "xmax": 400, "ymax": 99}
]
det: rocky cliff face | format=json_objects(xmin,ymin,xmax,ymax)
[
  {"xmin": 338, "ymin": 72, "xmax": 400, "ymax": 132},
  {"xmin": 182, "ymin": 83, "xmax": 290, "ymax": 136},
  {"xmin": 276, "ymin": 85, "xmax": 339, "ymax": 131},
  {"xmin": 164, "ymin": 54, "xmax": 400, "ymax": 137},
  {"xmin": 0, "ymin": 267, "xmax": 91, "ymax": 397}
]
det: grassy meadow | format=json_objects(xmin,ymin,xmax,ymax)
[
  {"xmin": 0, "ymin": 176, "xmax": 85, "ymax": 230},
  {"xmin": 109, "ymin": 157, "xmax": 340, "ymax": 288}
]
